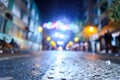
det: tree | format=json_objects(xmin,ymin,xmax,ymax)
[{"xmin": 108, "ymin": 0, "xmax": 120, "ymax": 22}]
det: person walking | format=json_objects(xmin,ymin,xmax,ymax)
[
  {"xmin": 104, "ymin": 30, "xmax": 113, "ymax": 53},
  {"xmin": 116, "ymin": 33, "xmax": 120, "ymax": 53}
]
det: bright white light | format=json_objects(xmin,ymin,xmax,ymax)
[
  {"xmin": 60, "ymin": 25, "xmax": 66, "ymax": 30},
  {"xmin": 89, "ymin": 26, "xmax": 94, "ymax": 32},
  {"xmin": 54, "ymin": 33, "xmax": 65, "ymax": 39},
  {"xmin": 57, "ymin": 41, "xmax": 64, "ymax": 45},
  {"xmin": 59, "ymin": 34, "xmax": 64, "ymax": 39},
  {"xmin": 43, "ymin": 21, "xmax": 72, "ymax": 30},
  {"xmin": 54, "ymin": 32, "xmax": 59, "ymax": 37}
]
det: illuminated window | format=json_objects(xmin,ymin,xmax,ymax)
[{"xmin": 12, "ymin": 2, "xmax": 21, "ymax": 18}]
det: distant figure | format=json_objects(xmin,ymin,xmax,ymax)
[
  {"xmin": 10, "ymin": 38, "xmax": 19, "ymax": 49},
  {"xmin": 104, "ymin": 30, "xmax": 113, "ymax": 53},
  {"xmin": 117, "ymin": 33, "xmax": 120, "ymax": 41},
  {"xmin": 116, "ymin": 33, "xmax": 120, "ymax": 52}
]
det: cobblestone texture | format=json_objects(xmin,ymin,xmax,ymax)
[
  {"xmin": 42, "ymin": 53, "xmax": 120, "ymax": 80},
  {"xmin": 0, "ymin": 51, "xmax": 120, "ymax": 80},
  {"xmin": 0, "ymin": 56, "xmax": 53, "ymax": 80}
]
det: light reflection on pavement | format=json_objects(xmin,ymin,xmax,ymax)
[
  {"xmin": 42, "ymin": 51, "xmax": 120, "ymax": 80},
  {"xmin": 0, "ymin": 51, "xmax": 120, "ymax": 80}
]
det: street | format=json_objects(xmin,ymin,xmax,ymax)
[
  {"xmin": 0, "ymin": 51, "xmax": 58, "ymax": 80},
  {"xmin": 1, "ymin": 0, "xmax": 120, "ymax": 80},
  {"xmin": 0, "ymin": 51, "xmax": 120, "ymax": 80}
]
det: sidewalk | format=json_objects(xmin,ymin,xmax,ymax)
[
  {"xmin": 96, "ymin": 50, "xmax": 120, "ymax": 57},
  {"xmin": 0, "ymin": 49, "xmax": 32, "ymax": 61}
]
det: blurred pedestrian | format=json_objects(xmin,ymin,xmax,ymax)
[
  {"xmin": 117, "ymin": 33, "xmax": 120, "ymax": 42},
  {"xmin": 10, "ymin": 38, "xmax": 19, "ymax": 49},
  {"xmin": 104, "ymin": 30, "xmax": 113, "ymax": 53},
  {"xmin": 116, "ymin": 33, "xmax": 120, "ymax": 52}
]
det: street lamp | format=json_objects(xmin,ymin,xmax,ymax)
[
  {"xmin": 74, "ymin": 37, "xmax": 79, "ymax": 42},
  {"xmin": 82, "ymin": 25, "xmax": 98, "ymax": 40},
  {"xmin": 46, "ymin": 36, "xmax": 51, "ymax": 41},
  {"xmin": 38, "ymin": 26, "xmax": 43, "ymax": 32},
  {"xmin": 89, "ymin": 26, "xmax": 95, "ymax": 32}
]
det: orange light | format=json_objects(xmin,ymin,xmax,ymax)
[
  {"xmin": 83, "ymin": 25, "xmax": 98, "ymax": 38},
  {"xmin": 89, "ymin": 26, "xmax": 94, "ymax": 32}
]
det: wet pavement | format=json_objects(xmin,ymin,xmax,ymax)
[
  {"xmin": 0, "ymin": 51, "xmax": 58, "ymax": 80},
  {"xmin": 0, "ymin": 51, "xmax": 120, "ymax": 80},
  {"xmin": 42, "ymin": 52, "xmax": 120, "ymax": 80}
]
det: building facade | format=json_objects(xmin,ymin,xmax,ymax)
[
  {"xmin": 28, "ymin": 0, "xmax": 42, "ymax": 50},
  {"xmin": 83, "ymin": 0, "xmax": 120, "ymax": 52},
  {"xmin": 79, "ymin": 0, "xmax": 115, "ymax": 52},
  {"xmin": 0, "ymin": 0, "xmax": 42, "ymax": 50}
]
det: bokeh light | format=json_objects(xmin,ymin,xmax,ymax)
[
  {"xmin": 46, "ymin": 36, "xmax": 51, "ymax": 41},
  {"xmin": 68, "ymin": 41, "xmax": 73, "ymax": 46},
  {"xmin": 89, "ymin": 26, "xmax": 94, "ymax": 32},
  {"xmin": 74, "ymin": 37, "xmax": 79, "ymax": 42},
  {"xmin": 38, "ymin": 26, "xmax": 43, "ymax": 32},
  {"xmin": 43, "ymin": 21, "xmax": 79, "ymax": 33},
  {"xmin": 50, "ymin": 40, "xmax": 56, "ymax": 47}
]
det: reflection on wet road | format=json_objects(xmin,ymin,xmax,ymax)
[
  {"xmin": 0, "ymin": 51, "xmax": 120, "ymax": 80},
  {"xmin": 0, "ymin": 51, "xmax": 58, "ymax": 80}
]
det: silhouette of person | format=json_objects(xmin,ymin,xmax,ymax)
[
  {"xmin": 104, "ymin": 30, "xmax": 113, "ymax": 53},
  {"xmin": 10, "ymin": 38, "xmax": 19, "ymax": 48},
  {"xmin": 116, "ymin": 33, "xmax": 120, "ymax": 52}
]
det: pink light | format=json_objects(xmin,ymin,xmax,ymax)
[{"xmin": 43, "ymin": 21, "xmax": 72, "ymax": 30}]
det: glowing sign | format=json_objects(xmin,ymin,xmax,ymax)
[
  {"xmin": 43, "ymin": 21, "xmax": 75, "ymax": 30},
  {"xmin": 43, "ymin": 21, "xmax": 79, "ymax": 33}
]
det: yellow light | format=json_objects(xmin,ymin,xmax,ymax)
[
  {"xmin": 46, "ymin": 36, "xmax": 51, "ymax": 41},
  {"xmin": 89, "ymin": 26, "xmax": 94, "ymax": 32},
  {"xmin": 50, "ymin": 41, "xmax": 56, "ymax": 47},
  {"xmin": 82, "ymin": 25, "xmax": 98, "ymax": 39},
  {"xmin": 69, "ymin": 41, "xmax": 73, "ymax": 46},
  {"xmin": 38, "ymin": 26, "xmax": 43, "ymax": 32},
  {"xmin": 74, "ymin": 37, "xmax": 79, "ymax": 42}
]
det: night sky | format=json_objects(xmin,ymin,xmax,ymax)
[{"xmin": 34, "ymin": 0, "xmax": 84, "ymax": 23}]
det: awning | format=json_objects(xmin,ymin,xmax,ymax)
[{"xmin": 98, "ymin": 21, "xmax": 120, "ymax": 36}]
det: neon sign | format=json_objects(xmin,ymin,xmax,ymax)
[{"xmin": 43, "ymin": 21, "xmax": 79, "ymax": 33}]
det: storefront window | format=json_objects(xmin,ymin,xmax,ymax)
[{"xmin": 22, "ymin": 13, "xmax": 29, "ymax": 25}]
